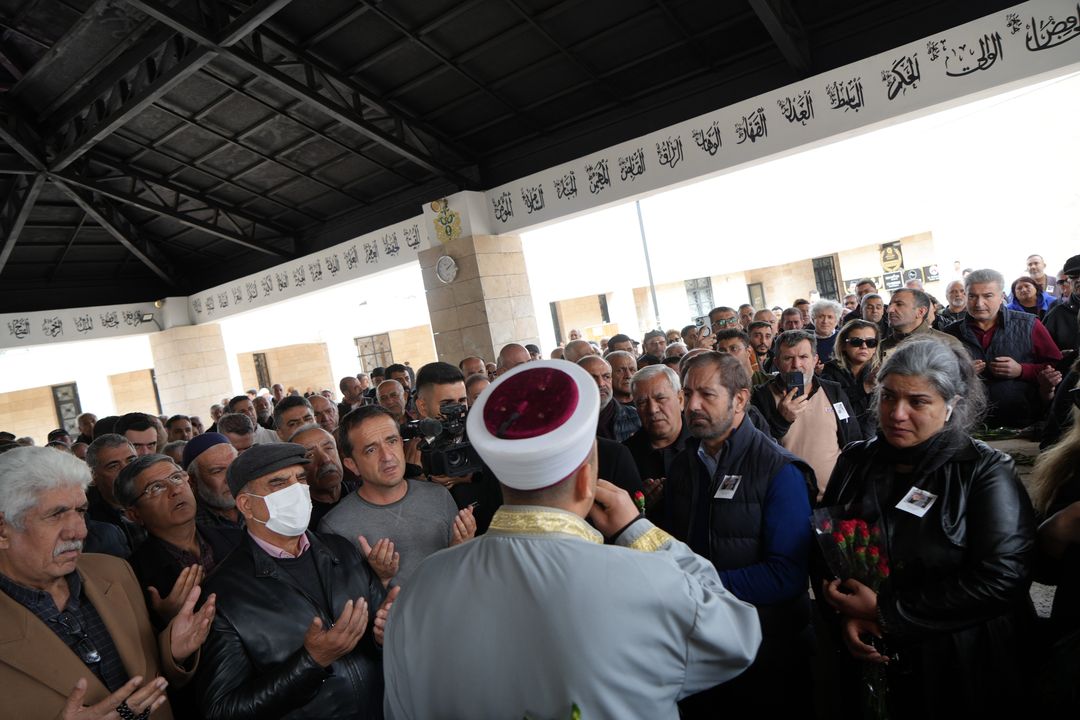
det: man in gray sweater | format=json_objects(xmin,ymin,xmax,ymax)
[{"xmin": 319, "ymin": 405, "xmax": 475, "ymax": 585}]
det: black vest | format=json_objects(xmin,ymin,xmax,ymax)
[
  {"xmin": 946, "ymin": 309, "xmax": 1039, "ymax": 424},
  {"xmin": 663, "ymin": 418, "xmax": 815, "ymax": 659}
]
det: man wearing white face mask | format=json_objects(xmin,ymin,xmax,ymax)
[{"xmin": 196, "ymin": 443, "xmax": 398, "ymax": 720}]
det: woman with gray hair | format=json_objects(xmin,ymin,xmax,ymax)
[
  {"xmin": 816, "ymin": 338, "xmax": 1036, "ymax": 717},
  {"xmin": 810, "ymin": 298, "xmax": 844, "ymax": 364}
]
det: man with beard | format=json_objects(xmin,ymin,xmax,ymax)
[
  {"xmin": 606, "ymin": 350, "xmax": 637, "ymax": 405},
  {"xmin": 289, "ymin": 424, "xmax": 354, "ymax": 528},
  {"xmin": 578, "ymin": 355, "xmax": 640, "ymax": 443},
  {"xmin": 339, "ymin": 376, "xmax": 366, "ymax": 419},
  {"xmin": 183, "ymin": 433, "xmax": 244, "ymax": 532},
  {"xmin": 253, "ymin": 396, "xmax": 274, "ymax": 430},
  {"xmin": 940, "ymin": 280, "xmax": 968, "ymax": 325},
  {"xmin": 662, "ymin": 352, "xmax": 813, "ymax": 717},
  {"xmin": 747, "ymin": 321, "xmax": 775, "ymax": 373}
]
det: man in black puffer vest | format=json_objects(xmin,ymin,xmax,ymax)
[
  {"xmin": 945, "ymin": 268, "xmax": 1062, "ymax": 428},
  {"xmin": 661, "ymin": 352, "xmax": 815, "ymax": 718}
]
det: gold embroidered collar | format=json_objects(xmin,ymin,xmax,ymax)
[{"xmin": 488, "ymin": 506, "xmax": 603, "ymax": 544}]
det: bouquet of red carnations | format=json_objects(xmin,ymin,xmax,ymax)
[
  {"xmin": 812, "ymin": 509, "xmax": 890, "ymax": 590},
  {"xmin": 813, "ymin": 507, "xmax": 892, "ymax": 720}
]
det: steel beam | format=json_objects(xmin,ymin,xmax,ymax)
[
  {"xmin": 89, "ymin": 152, "xmax": 299, "ymax": 239},
  {"xmin": 51, "ymin": 170, "xmax": 290, "ymax": 258},
  {"xmin": 50, "ymin": 0, "xmax": 296, "ymax": 171},
  {"xmin": 48, "ymin": 35, "xmax": 216, "ymax": 171},
  {"xmin": 0, "ymin": 110, "xmax": 46, "ymax": 169},
  {"xmin": 48, "ymin": 210, "xmax": 89, "ymax": 281},
  {"xmin": 748, "ymin": 0, "xmax": 811, "ymax": 76},
  {"xmin": 52, "ymin": 178, "xmax": 180, "ymax": 287},
  {"xmin": 126, "ymin": 0, "xmax": 471, "ymax": 186},
  {"xmin": 0, "ymin": 172, "xmax": 45, "ymax": 274}
]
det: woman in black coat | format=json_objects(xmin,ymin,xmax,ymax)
[
  {"xmin": 819, "ymin": 319, "xmax": 880, "ymax": 437},
  {"xmin": 818, "ymin": 339, "xmax": 1036, "ymax": 718}
]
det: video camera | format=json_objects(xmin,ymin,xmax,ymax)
[{"xmin": 401, "ymin": 403, "xmax": 484, "ymax": 478}]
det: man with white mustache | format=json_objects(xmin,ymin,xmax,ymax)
[{"xmin": 0, "ymin": 447, "xmax": 215, "ymax": 719}]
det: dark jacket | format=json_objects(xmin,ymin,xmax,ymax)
[
  {"xmin": 197, "ymin": 532, "xmax": 387, "ymax": 720},
  {"xmin": 1043, "ymin": 292, "xmax": 1079, "ymax": 361},
  {"xmin": 750, "ymin": 376, "xmax": 862, "ymax": 448},
  {"xmin": 944, "ymin": 308, "xmax": 1042, "ymax": 426},
  {"xmin": 819, "ymin": 435, "xmax": 1036, "ymax": 717},
  {"xmin": 662, "ymin": 419, "xmax": 815, "ymax": 663},
  {"xmin": 596, "ymin": 436, "xmax": 644, "ymax": 496},
  {"xmin": 819, "ymin": 360, "xmax": 875, "ymax": 437},
  {"xmin": 84, "ymin": 518, "xmax": 131, "ymax": 559},
  {"xmin": 130, "ymin": 523, "xmax": 243, "ymax": 628}
]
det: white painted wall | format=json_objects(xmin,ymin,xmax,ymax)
[
  {"xmin": 522, "ymin": 71, "xmax": 1080, "ymax": 350},
  {"xmin": 0, "ymin": 335, "xmax": 154, "ymax": 416}
]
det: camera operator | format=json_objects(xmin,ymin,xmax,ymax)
[{"xmin": 411, "ymin": 362, "xmax": 503, "ymax": 534}]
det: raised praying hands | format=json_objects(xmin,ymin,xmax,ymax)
[
  {"xmin": 358, "ymin": 535, "xmax": 400, "ymax": 583},
  {"xmin": 148, "ymin": 564, "xmax": 204, "ymax": 622},
  {"xmin": 168, "ymin": 585, "xmax": 216, "ymax": 664}
]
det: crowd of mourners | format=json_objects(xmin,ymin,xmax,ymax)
[{"xmin": 1, "ymin": 252, "xmax": 1079, "ymax": 719}]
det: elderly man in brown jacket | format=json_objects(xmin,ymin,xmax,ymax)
[{"xmin": 0, "ymin": 447, "xmax": 215, "ymax": 719}]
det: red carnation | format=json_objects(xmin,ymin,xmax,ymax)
[
  {"xmin": 868, "ymin": 546, "xmax": 881, "ymax": 559},
  {"xmin": 832, "ymin": 531, "xmax": 847, "ymax": 546}
]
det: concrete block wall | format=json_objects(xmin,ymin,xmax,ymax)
[
  {"xmin": 420, "ymin": 234, "xmax": 539, "ymax": 365},
  {"xmin": 149, "ymin": 324, "xmax": 233, "ymax": 418},
  {"xmin": 109, "ymin": 370, "xmax": 159, "ymax": 415},
  {"xmin": 238, "ymin": 342, "xmax": 334, "ymax": 395},
  {"xmin": 0, "ymin": 385, "xmax": 58, "ymax": 444},
  {"xmin": 388, "ymin": 325, "xmax": 437, "ymax": 367}
]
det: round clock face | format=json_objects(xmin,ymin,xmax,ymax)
[{"xmin": 436, "ymin": 255, "xmax": 458, "ymax": 284}]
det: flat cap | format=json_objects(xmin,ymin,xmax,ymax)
[
  {"xmin": 226, "ymin": 442, "xmax": 309, "ymax": 496},
  {"xmin": 1062, "ymin": 254, "xmax": 1080, "ymax": 276}
]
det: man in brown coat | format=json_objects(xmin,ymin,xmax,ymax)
[{"xmin": 0, "ymin": 447, "xmax": 215, "ymax": 719}]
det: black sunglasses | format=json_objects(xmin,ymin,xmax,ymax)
[
  {"xmin": 844, "ymin": 337, "xmax": 879, "ymax": 348},
  {"xmin": 54, "ymin": 611, "xmax": 101, "ymax": 665}
]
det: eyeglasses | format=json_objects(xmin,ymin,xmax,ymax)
[
  {"xmin": 711, "ymin": 317, "xmax": 740, "ymax": 329},
  {"xmin": 130, "ymin": 470, "xmax": 188, "ymax": 505},
  {"xmin": 844, "ymin": 337, "xmax": 879, "ymax": 348},
  {"xmin": 54, "ymin": 611, "xmax": 101, "ymax": 665}
]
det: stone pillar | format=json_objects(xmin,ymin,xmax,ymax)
[
  {"xmin": 419, "ymin": 234, "xmax": 539, "ymax": 365},
  {"xmin": 149, "ymin": 324, "xmax": 233, "ymax": 417}
]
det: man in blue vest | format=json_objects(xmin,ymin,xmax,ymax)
[
  {"xmin": 661, "ymin": 351, "xmax": 814, "ymax": 717},
  {"xmin": 945, "ymin": 268, "xmax": 1062, "ymax": 428}
]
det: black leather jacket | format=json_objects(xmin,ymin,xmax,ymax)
[
  {"xmin": 820, "ymin": 435, "xmax": 1036, "ymax": 716},
  {"xmin": 196, "ymin": 531, "xmax": 386, "ymax": 720}
]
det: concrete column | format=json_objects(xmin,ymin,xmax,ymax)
[
  {"xmin": 149, "ymin": 324, "xmax": 233, "ymax": 417},
  {"xmin": 419, "ymin": 234, "xmax": 539, "ymax": 365}
]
